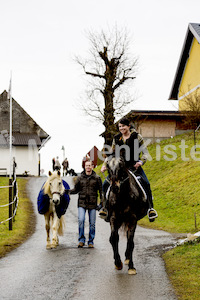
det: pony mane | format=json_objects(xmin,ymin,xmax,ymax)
[{"xmin": 43, "ymin": 171, "xmax": 62, "ymax": 197}]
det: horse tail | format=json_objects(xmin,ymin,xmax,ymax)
[{"xmin": 58, "ymin": 215, "xmax": 65, "ymax": 236}]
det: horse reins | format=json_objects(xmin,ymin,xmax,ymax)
[
  {"xmin": 101, "ymin": 170, "xmax": 129, "ymax": 187},
  {"xmin": 119, "ymin": 176, "xmax": 129, "ymax": 185},
  {"xmin": 101, "ymin": 171, "xmax": 111, "ymax": 184}
]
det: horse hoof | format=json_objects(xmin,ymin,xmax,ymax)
[
  {"xmin": 46, "ymin": 245, "xmax": 52, "ymax": 250},
  {"xmin": 51, "ymin": 243, "xmax": 57, "ymax": 249},
  {"xmin": 115, "ymin": 262, "xmax": 123, "ymax": 270},
  {"xmin": 128, "ymin": 268, "xmax": 137, "ymax": 275},
  {"xmin": 124, "ymin": 259, "xmax": 129, "ymax": 265}
]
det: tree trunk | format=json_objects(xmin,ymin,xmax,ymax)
[{"xmin": 103, "ymin": 62, "xmax": 116, "ymax": 145}]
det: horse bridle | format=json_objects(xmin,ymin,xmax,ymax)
[
  {"xmin": 52, "ymin": 191, "xmax": 61, "ymax": 195},
  {"xmin": 51, "ymin": 191, "xmax": 62, "ymax": 200},
  {"xmin": 101, "ymin": 167, "xmax": 129, "ymax": 188}
]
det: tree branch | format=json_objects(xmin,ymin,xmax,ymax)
[
  {"xmin": 85, "ymin": 71, "xmax": 105, "ymax": 79},
  {"xmin": 113, "ymin": 75, "xmax": 136, "ymax": 90}
]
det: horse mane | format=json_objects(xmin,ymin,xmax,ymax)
[{"xmin": 43, "ymin": 171, "xmax": 63, "ymax": 197}]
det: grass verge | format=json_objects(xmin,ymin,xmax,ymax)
[
  {"xmin": 163, "ymin": 240, "xmax": 200, "ymax": 300},
  {"xmin": 0, "ymin": 177, "xmax": 35, "ymax": 258}
]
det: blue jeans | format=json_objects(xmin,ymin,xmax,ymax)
[{"xmin": 78, "ymin": 207, "xmax": 96, "ymax": 245}]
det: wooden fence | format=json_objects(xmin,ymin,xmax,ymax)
[{"xmin": 0, "ymin": 159, "xmax": 18, "ymax": 230}]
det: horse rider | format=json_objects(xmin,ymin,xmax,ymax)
[{"xmin": 99, "ymin": 117, "xmax": 158, "ymax": 222}]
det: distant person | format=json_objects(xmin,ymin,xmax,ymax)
[
  {"xmin": 54, "ymin": 156, "xmax": 61, "ymax": 171},
  {"xmin": 52, "ymin": 158, "xmax": 55, "ymax": 171},
  {"xmin": 62, "ymin": 158, "xmax": 69, "ymax": 176},
  {"xmin": 68, "ymin": 160, "xmax": 103, "ymax": 248}
]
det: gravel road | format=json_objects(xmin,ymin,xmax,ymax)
[{"xmin": 0, "ymin": 176, "xmax": 178, "ymax": 300}]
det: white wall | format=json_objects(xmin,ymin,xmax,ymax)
[{"xmin": 0, "ymin": 146, "xmax": 39, "ymax": 176}]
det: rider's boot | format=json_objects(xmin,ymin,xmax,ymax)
[
  {"xmin": 99, "ymin": 195, "xmax": 109, "ymax": 222},
  {"xmin": 146, "ymin": 194, "xmax": 158, "ymax": 222},
  {"xmin": 143, "ymin": 187, "xmax": 158, "ymax": 222},
  {"xmin": 147, "ymin": 206, "xmax": 158, "ymax": 222},
  {"xmin": 99, "ymin": 207, "xmax": 108, "ymax": 219}
]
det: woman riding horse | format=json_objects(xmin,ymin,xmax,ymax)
[
  {"xmin": 104, "ymin": 155, "xmax": 148, "ymax": 274},
  {"xmin": 99, "ymin": 117, "xmax": 158, "ymax": 222}
]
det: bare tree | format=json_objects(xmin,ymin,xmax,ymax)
[
  {"xmin": 76, "ymin": 26, "xmax": 138, "ymax": 145},
  {"xmin": 182, "ymin": 88, "xmax": 200, "ymax": 129},
  {"xmin": 180, "ymin": 88, "xmax": 200, "ymax": 149}
]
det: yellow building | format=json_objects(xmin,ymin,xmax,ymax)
[{"xmin": 169, "ymin": 23, "xmax": 200, "ymax": 110}]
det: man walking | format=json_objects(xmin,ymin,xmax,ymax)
[{"xmin": 69, "ymin": 160, "xmax": 103, "ymax": 248}]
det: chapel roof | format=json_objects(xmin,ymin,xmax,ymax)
[{"xmin": 169, "ymin": 23, "xmax": 200, "ymax": 100}]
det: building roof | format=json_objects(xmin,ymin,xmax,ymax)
[
  {"xmin": 13, "ymin": 133, "xmax": 42, "ymax": 146},
  {"xmin": 0, "ymin": 133, "xmax": 43, "ymax": 147},
  {"xmin": 0, "ymin": 90, "xmax": 50, "ymax": 147},
  {"xmin": 169, "ymin": 23, "xmax": 200, "ymax": 100},
  {"xmin": 128, "ymin": 110, "xmax": 184, "ymax": 117}
]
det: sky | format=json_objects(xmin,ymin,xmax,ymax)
[{"xmin": 0, "ymin": 0, "xmax": 200, "ymax": 174}]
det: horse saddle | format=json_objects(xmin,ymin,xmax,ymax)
[{"xmin": 105, "ymin": 171, "xmax": 147, "ymax": 203}]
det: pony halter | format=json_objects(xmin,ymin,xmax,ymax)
[{"xmin": 52, "ymin": 191, "xmax": 61, "ymax": 195}]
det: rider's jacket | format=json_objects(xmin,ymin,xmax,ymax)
[{"xmin": 112, "ymin": 129, "xmax": 148, "ymax": 169}]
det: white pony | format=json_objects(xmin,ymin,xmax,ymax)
[{"xmin": 43, "ymin": 170, "xmax": 66, "ymax": 249}]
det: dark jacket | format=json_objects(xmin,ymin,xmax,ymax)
[
  {"xmin": 112, "ymin": 129, "xmax": 148, "ymax": 169},
  {"xmin": 70, "ymin": 170, "xmax": 102, "ymax": 210}
]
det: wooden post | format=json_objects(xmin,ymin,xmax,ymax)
[
  {"xmin": 38, "ymin": 153, "xmax": 40, "ymax": 177},
  {"xmin": 194, "ymin": 130, "xmax": 196, "ymax": 152},
  {"xmin": 194, "ymin": 212, "xmax": 197, "ymax": 229},
  {"xmin": 9, "ymin": 178, "xmax": 12, "ymax": 230}
]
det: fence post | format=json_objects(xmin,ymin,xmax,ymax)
[
  {"xmin": 9, "ymin": 178, "xmax": 12, "ymax": 230},
  {"xmin": 13, "ymin": 158, "xmax": 16, "ymax": 221}
]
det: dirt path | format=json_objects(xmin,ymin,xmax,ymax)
[{"xmin": 0, "ymin": 176, "xmax": 177, "ymax": 299}]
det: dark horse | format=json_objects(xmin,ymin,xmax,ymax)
[{"xmin": 105, "ymin": 156, "xmax": 149, "ymax": 275}]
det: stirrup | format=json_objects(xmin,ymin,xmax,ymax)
[
  {"xmin": 147, "ymin": 208, "xmax": 158, "ymax": 220},
  {"xmin": 99, "ymin": 209, "xmax": 107, "ymax": 219},
  {"xmin": 99, "ymin": 210, "xmax": 107, "ymax": 216}
]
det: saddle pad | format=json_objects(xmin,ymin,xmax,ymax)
[
  {"xmin": 37, "ymin": 180, "xmax": 70, "ymax": 217},
  {"xmin": 128, "ymin": 170, "xmax": 147, "ymax": 201}
]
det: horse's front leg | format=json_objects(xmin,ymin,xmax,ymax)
[
  {"xmin": 109, "ymin": 216, "xmax": 123, "ymax": 270},
  {"xmin": 44, "ymin": 213, "xmax": 51, "ymax": 249},
  {"xmin": 125, "ymin": 222, "xmax": 137, "ymax": 275},
  {"xmin": 51, "ymin": 214, "xmax": 60, "ymax": 248}
]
